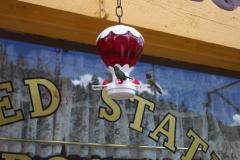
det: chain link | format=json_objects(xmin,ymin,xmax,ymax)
[{"xmin": 116, "ymin": 0, "xmax": 123, "ymax": 24}]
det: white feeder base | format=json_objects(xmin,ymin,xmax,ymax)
[{"xmin": 106, "ymin": 83, "xmax": 136, "ymax": 100}]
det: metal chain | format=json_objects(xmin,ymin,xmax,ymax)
[{"xmin": 116, "ymin": 0, "xmax": 123, "ymax": 24}]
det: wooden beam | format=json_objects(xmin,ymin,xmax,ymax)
[
  {"xmin": 18, "ymin": 0, "xmax": 240, "ymax": 50},
  {"xmin": 0, "ymin": 1, "xmax": 239, "ymax": 72}
]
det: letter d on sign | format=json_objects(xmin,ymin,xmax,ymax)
[{"xmin": 24, "ymin": 78, "xmax": 61, "ymax": 118}]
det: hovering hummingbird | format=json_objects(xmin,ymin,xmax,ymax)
[
  {"xmin": 146, "ymin": 73, "xmax": 162, "ymax": 95},
  {"xmin": 114, "ymin": 66, "xmax": 133, "ymax": 83}
]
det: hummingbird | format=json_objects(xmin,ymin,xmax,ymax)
[
  {"xmin": 146, "ymin": 73, "xmax": 162, "ymax": 95},
  {"xmin": 114, "ymin": 66, "xmax": 133, "ymax": 83}
]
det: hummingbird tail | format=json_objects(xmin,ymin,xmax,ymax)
[
  {"xmin": 156, "ymin": 88, "xmax": 162, "ymax": 95},
  {"xmin": 153, "ymin": 83, "xmax": 162, "ymax": 95}
]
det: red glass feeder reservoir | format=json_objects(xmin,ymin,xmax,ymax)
[{"xmin": 96, "ymin": 25, "xmax": 144, "ymax": 100}]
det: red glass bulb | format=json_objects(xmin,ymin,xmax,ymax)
[{"xmin": 96, "ymin": 25, "xmax": 144, "ymax": 67}]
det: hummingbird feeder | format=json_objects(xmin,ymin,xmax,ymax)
[{"xmin": 93, "ymin": 0, "xmax": 144, "ymax": 100}]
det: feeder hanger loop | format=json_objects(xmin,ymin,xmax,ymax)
[{"xmin": 116, "ymin": 0, "xmax": 123, "ymax": 24}]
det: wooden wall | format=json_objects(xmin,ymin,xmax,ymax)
[{"xmin": 0, "ymin": 0, "xmax": 239, "ymax": 72}]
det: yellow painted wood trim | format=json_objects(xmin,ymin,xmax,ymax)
[{"xmin": 0, "ymin": 1, "xmax": 239, "ymax": 72}]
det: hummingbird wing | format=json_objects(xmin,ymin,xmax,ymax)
[
  {"xmin": 148, "ymin": 79, "xmax": 163, "ymax": 95},
  {"xmin": 116, "ymin": 69, "xmax": 133, "ymax": 81},
  {"xmin": 115, "ymin": 70, "xmax": 126, "ymax": 81},
  {"xmin": 152, "ymin": 82, "xmax": 162, "ymax": 94}
]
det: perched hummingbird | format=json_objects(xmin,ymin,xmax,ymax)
[
  {"xmin": 114, "ymin": 66, "xmax": 132, "ymax": 82},
  {"xmin": 146, "ymin": 73, "xmax": 162, "ymax": 95}
]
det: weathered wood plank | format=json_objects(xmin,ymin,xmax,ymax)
[{"xmin": 0, "ymin": 0, "xmax": 239, "ymax": 72}]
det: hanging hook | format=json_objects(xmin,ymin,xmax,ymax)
[{"xmin": 116, "ymin": 0, "xmax": 123, "ymax": 24}]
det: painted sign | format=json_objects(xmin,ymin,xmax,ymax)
[
  {"xmin": 0, "ymin": 38, "xmax": 239, "ymax": 159},
  {"xmin": 193, "ymin": 0, "xmax": 240, "ymax": 11},
  {"xmin": 0, "ymin": 80, "xmax": 219, "ymax": 159}
]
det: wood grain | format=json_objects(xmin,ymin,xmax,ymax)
[{"xmin": 0, "ymin": 0, "xmax": 239, "ymax": 72}]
